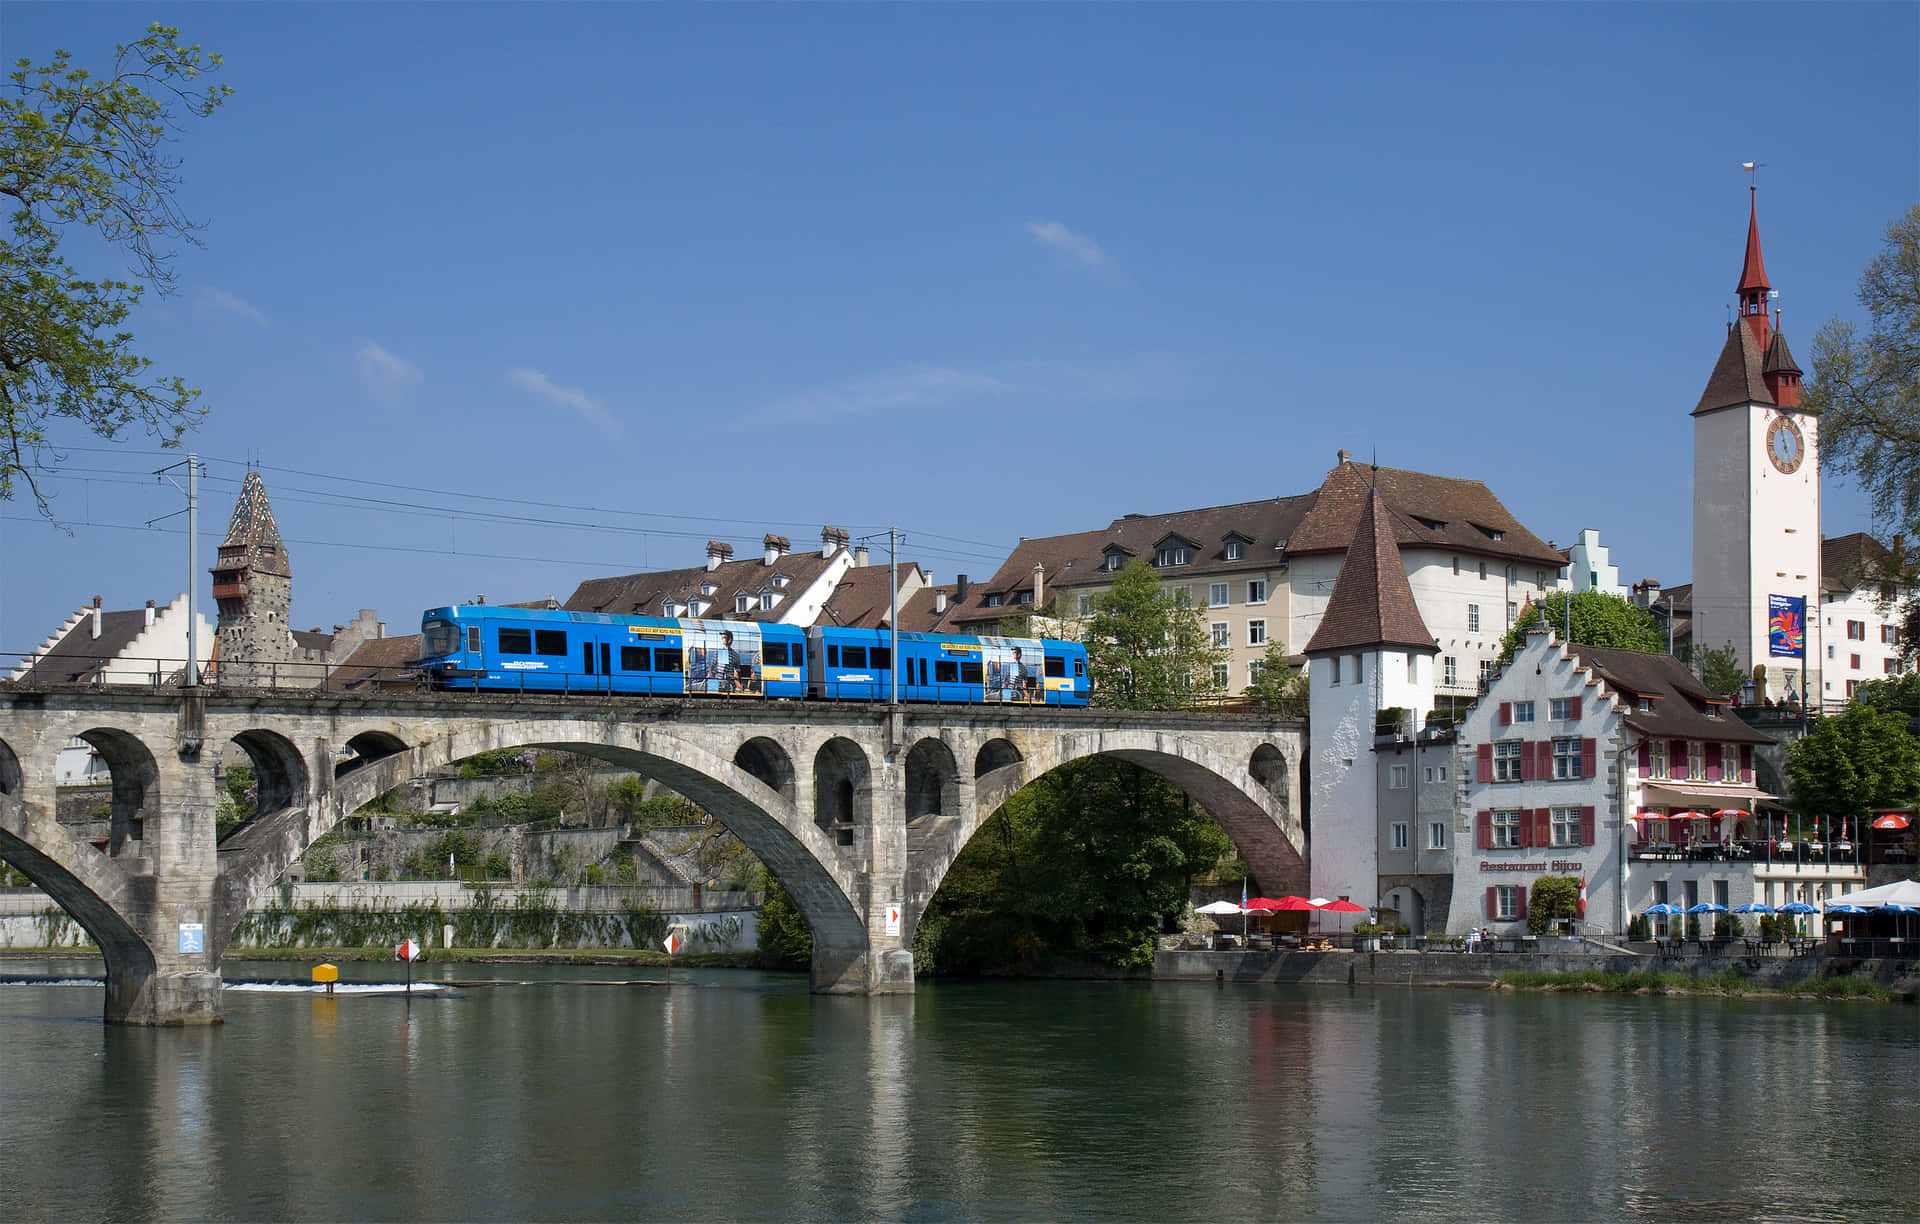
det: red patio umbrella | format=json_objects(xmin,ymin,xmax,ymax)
[
  {"xmin": 1318, "ymin": 898, "xmax": 1368, "ymax": 939},
  {"xmin": 1872, "ymin": 813, "xmax": 1911, "ymax": 830}
]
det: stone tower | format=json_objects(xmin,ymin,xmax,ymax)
[
  {"xmin": 210, "ymin": 471, "xmax": 297, "ymax": 685},
  {"xmin": 1690, "ymin": 188, "xmax": 1821, "ymax": 705}
]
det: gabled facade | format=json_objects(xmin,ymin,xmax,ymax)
[
  {"xmin": 7, "ymin": 593, "xmax": 213, "ymax": 688},
  {"xmin": 1818, "ymin": 532, "xmax": 1914, "ymax": 706},
  {"xmin": 564, "ymin": 527, "xmax": 856, "ymax": 626}
]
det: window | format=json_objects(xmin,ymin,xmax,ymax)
[
  {"xmin": 1511, "ymin": 701, "xmax": 1535, "ymax": 722},
  {"xmin": 1552, "ymin": 807, "xmax": 1580, "ymax": 847},
  {"xmin": 1248, "ymin": 659, "xmax": 1267, "ymax": 686},
  {"xmin": 1211, "ymin": 622, "xmax": 1230, "ymax": 648},
  {"xmin": 1687, "ymin": 741, "xmax": 1704, "ymax": 780},
  {"xmin": 1246, "ymin": 579, "xmax": 1267, "ymax": 603},
  {"xmin": 1453, "ymin": 556, "xmax": 1460, "ymax": 576},
  {"xmin": 1225, "ymin": 541, "xmax": 1244, "ymax": 561},
  {"xmin": 534, "ymin": 629, "xmax": 567, "ymax": 656},
  {"xmin": 1507, "ymin": 601, "xmax": 1518, "ymax": 626},
  {"xmin": 1479, "ymin": 658, "xmax": 1496, "ymax": 685},
  {"xmin": 1479, "ymin": 561, "xmax": 1488, "ymax": 580},
  {"xmin": 763, "ymin": 642, "xmax": 794, "ymax": 667},
  {"xmin": 870, "ymin": 646, "xmax": 891, "ymax": 670},
  {"xmin": 466, "ymin": 626, "xmax": 481, "ymax": 653},
  {"xmin": 1496, "ymin": 885, "xmax": 1520, "ymax": 919},
  {"xmin": 1078, "ymin": 594, "xmax": 1094, "ymax": 616},
  {"xmin": 1890, "ymin": 659, "xmax": 1903, "ymax": 674},
  {"xmin": 1407, "ymin": 654, "xmax": 1418, "ymax": 683},
  {"xmin": 1212, "ymin": 663, "xmax": 1229, "ymax": 688},
  {"xmin": 1850, "ymin": 654, "xmax": 1861, "ymax": 670},
  {"xmin": 1884, "ymin": 625, "xmax": 1900, "ymax": 645},
  {"xmin": 1722, "ymin": 742, "xmax": 1741, "ymax": 778},
  {"xmin": 1494, "ymin": 741, "xmax": 1523, "ymax": 782},
  {"xmin": 736, "ymin": 594, "xmax": 751, "ymax": 613},
  {"xmin": 1638, "ymin": 696, "xmax": 1653, "ymax": 712},
  {"xmin": 654, "ymin": 647, "xmax": 683, "ymax": 673},
  {"xmin": 1330, "ymin": 656, "xmax": 1342, "ymax": 685},
  {"xmin": 1437, "ymin": 766, "xmax": 1447, "ymax": 781},
  {"xmin": 1351, "ymin": 653, "xmax": 1364, "ymax": 682},
  {"xmin": 960, "ymin": 661, "xmax": 983, "ymax": 684},
  {"xmin": 1103, "ymin": 554, "xmax": 1123, "ymax": 572},
  {"xmin": 1847, "ymin": 679, "xmax": 1862, "ymax": 697},
  {"xmin": 1649, "ymin": 739, "xmax": 1668, "ymax": 779},
  {"xmin": 1443, "ymin": 656, "xmax": 1457, "ymax": 687},
  {"xmin": 498, "ymin": 628, "xmax": 533, "ymax": 654},
  {"xmin": 841, "ymin": 645, "xmax": 867, "ymax": 668},
  {"xmin": 1553, "ymin": 737, "xmax": 1581, "ymax": 779},
  {"xmin": 1827, "ymin": 644, "xmax": 1836, "ymax": 660},
  {"xmin": 1467, "ymin": 603, "xmax": 1481, "ymax": 633},
  {"xmin": 1156, "ymin": 546, "xmax": 1191, "ymax": 567},
  {"xmin": 984, "ymin": 594, "xmax": 1003, "ymax": 607},
  {"xmin": 759, "ymin": 592, "xmax": 775, "ymax": 611},
  {"xmin": 1391, "ymin": 822, "xmax": 1409, "ymax": 849},
  {"xmin": 1210, "ymin": 582, "xmax": 1229, "ymax": 607},
  {"xmin": 1549, "ymin": 697, "xmax": 1574, "ymax": 720},
  {"xmin": 1017, "ymin": 591, "xmax": 1034, "ymax": 604},
  {"xmin": 1248, "ymin": 620, "xmax": 1267, "ymax": 646},
  {"xmin": 1429, "ymin": 821, "xmax": 1448, "ymax": 849},
  {"xmin": 621, "ymin": 646, "xmax": 651, "ymax": 671},
  {"xmin": 1390, "ymin": 764, "xmax": 1409, "ymax": 789},
  {"xmin": 1847, "ymin": 620, "xmax": 1866, "ymax": 640},
  {"xmin": 934, "ymin": 660, "xmax": 959, "ymax": 684},
  {"xmin": 1044, "ymin": 656, "xmax": 1066, "ymax": 678}
]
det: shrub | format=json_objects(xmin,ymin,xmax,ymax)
[
  {"xmin": 1758, "ymin": 915, "xmax": 1780, "ymax": 942},
  {"xmin": 1528, "ymin": 876, "xmax": 1579, "ymax": 935},
  {"xmin": 1685, "ymin": 915, "xmax": 1701, "ymax": 940},
  {"xmin": 1628, "ymin": 915, "xmax": 1650, "ymax": 942}
]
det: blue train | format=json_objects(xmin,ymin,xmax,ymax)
[{"xmin": 415, "ymin": 605, "xmax": 1091, "ymax": 705}]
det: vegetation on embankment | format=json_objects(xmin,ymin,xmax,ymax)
[{"xmin": 1494, "ymin": 968, "xmax": 1902, "ymax": 1001}]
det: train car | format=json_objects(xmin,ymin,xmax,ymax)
[
  {"xmin": 807, "ymin": 627, "xmax": 1089, "ymax": 705},
  {"xmin": 416, "ymin": 606, "xmax": 808, "ymax": 697}
]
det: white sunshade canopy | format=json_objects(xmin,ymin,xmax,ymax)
[
  {"xmin": 1825, "ymin": 878, "xmax": 1920, "ymax": 909},
  {"xmin": 1194, "ymin": 900, "xmax": 1244, "ymax": 915}
]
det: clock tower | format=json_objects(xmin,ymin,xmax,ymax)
[{"xmin": 1691, "ymin": 187, "xmax": 1820, "ymax": 705}]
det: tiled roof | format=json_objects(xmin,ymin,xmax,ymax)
[
  {"xmin": 1692, "ymin": 323, "xmax": 1774, "ymax": 416},
  {"xmin": 15, "ymin": 609, "xmax": 153, "ymax": 683},
  {"xmin": 1821, "ymin": 532, "xmax": 1892, "ymax": 595},
  {"xmin": 1571, "ymin": 643, "xmax": 1774, "ymax": 745},
  {"xmin": 1738, "ymin": 194, "xmax": 1771, "ymax": 293},
  {"xmin": 814, "ymin": 563, "xmax": 921, "ymax": 629},
  {"xmin": 945, "ymin": 529, "xmax": 1112, "ymax": 628},
  {"xmin": 324, "ymin": 635, "xmax": 421, "ymax": 690},
  {"xmin": 1762, "ymin": 329, "xmax": 1802, "ymax": 377},
  {"xmin": 220, "ymin": 471, "xmax": 287, "ymax": 554},
  {"xmin": 1302, "ymin": 488, "xmax": 1437, "ymax": 654},
  {"xmin": 563, "ymin": 549, "xmax": 838, "ymax": 622},
  {"xmin": 1286, "ymin": 460, "xmax": 1562, "ymax": 567},
  {"xmin": 896, "ymin": 583, "xmax": 963, "ymax": 633}
]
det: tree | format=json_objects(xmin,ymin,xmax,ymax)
[
  {"xmin": 1497, "ymin": 591, "xmax": 1665, "ymax": 665},
  {"xmin": 2, "ymin": 24, "xmax": 229, "ymax": 512},
  {"xmin": 1785, "ymin": 705, "xmax": 1920, "ymax": 825},
  {"xmin": 1084, "ymin": 558, "xmax": 1226, "ymax": 710},
  {"xmin": 1855, "ymin": 672, "xmax": 1920, "ymax": 735},
  {"xmin": 1241, "ymin": 642, "xmax": 1305, "ymax": 714},
  {"xmin": 1695, "ymin": 640, "xmax": 1748, "ymax": 701},
  {"xmin": 1526, "ymin": 876, "xmax": 1579, "ymax": 935}
]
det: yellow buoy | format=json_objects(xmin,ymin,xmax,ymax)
[{"xmin": 312, "ymin": 963, "xmax": 339, "ymax": 993}]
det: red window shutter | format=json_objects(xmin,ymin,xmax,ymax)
[
  {"xmin": 1518, "ymin": 741, "xmax": 1533, "ymax": 781},
  {"xmin": 1671, "ymin": 739, "xmax": 1687, "ymax": 773},
  {"xmin": 1540, "ymin": 740, "xmax": 1556, "ymax": 779},
  {"xmin": 1580, "ymin": 805, "xmax": 1596, "ymax": 846},
  {"xmin": 1476, "ymin": 810, "xmax": 1492, "ymax": 850},
  {"xmin": 1570, "ymin": 696, "xmax": 1583, "ymax": 719},
  {"xmin": 1514, "ymin": 886, "xmax": 1528, "ymax": 920},
  {"xmin": 1477, "ymin": 743, "xmax": 1493, "ymax": 783},
  {"xmin": 1485, "ymin": 886, "xmax": 1497, "ymax": 919},
  {"xmin": 1517, "ymin": 808, "xmax": 1531, "ymax": 848},
  {"xmin": 1535, "ymin": 808, "xmax": 1552, "ymax": 846},
  {"xmin": 1740, "ymin": 745, "xmax": 1753, "ymax": 784},
  {"xmin": 1581, "ymin": 738, "xmax": 1598, "ymax": 779},
  {"xmin": 1499, "ymin": 702, "xmax": 1512, "ymax": 725},
  {"xmin": 1705, "ymin": 743, "xmax": 1722, "ymax": 781},
  {"xmin": 1637, "ymin": 741, "xmax": 1651, "ymax": 773}
]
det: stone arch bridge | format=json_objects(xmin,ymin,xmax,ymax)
[{"xmin": 0, "ymin": 687, "xmax": 1305, "ymax": 1024}]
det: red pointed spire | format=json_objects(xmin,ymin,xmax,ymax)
[{"xmin": 1737, "ymin": 188, "xmax": 1772, "ymax": 349}]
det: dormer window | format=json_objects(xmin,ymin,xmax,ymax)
[
  {"xmin": 1414, "ymin": 516, "xmax": 1446, "ymax": 532},
  {"xmin": 1225, "ymin": 541, "xmax": 1244, "ymax": 561},
  {"xmin": 1473, "ymin": 523, "xmax": 1505, "ymax": 542},
  {"xmin": 771, "ymin": 574, "xmax": 789, "ymax": 589},
  {"xmin": 984, "ymin": 594, "xmax": 1004, "ymax": 607},
  {"xmin": 759, "ymin": 592, "xmax": 776, "ymax": 611},
  {"xmin": 1017, "ymin": 591, "xmax": 1033, "ymax": 604},
  {"xmin": 700, "ymin": 582, "xmax": 717, "ymax": 597},
  {"xmin": 1104, "ymin": 555, "xmax": 1122, "ymax": 572},
  {"xmin": 1155, "ymin": 547, "xmax": 1190, "ymax": 567},
  {"xmin": 735, "ymin": 594, "xmax": 751, "ymax": 613}
]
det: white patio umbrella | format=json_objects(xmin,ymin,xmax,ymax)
[{"xmin": 1194, "ymin": 901, "xmax": 1244, "ymax": 915}]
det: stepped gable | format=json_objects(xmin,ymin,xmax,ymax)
[
  {"xmin": 1287, "ymin": 459, "xmax": 1560, "ymax": 567},
  {"xmin": 1302, "ymin": 486, "xmax": 1437, "ymax": 656},
  {"xmin": 15, "ymin": 608, "xmax": 152, "ymax": 683},
  {"xmin": 1692, "ymin": 321, "xmax": 1774, "ymax": 415}
]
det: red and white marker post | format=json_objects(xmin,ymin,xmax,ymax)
[{"xmin": 395, "ymin": 937, "xmax": 422, "ymax": 994}]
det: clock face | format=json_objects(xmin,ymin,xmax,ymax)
[{"xmin": 1766, "ymin": 415, "xmax": 1805, "ymax": 474}]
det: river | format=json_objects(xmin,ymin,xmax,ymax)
[{"xmin": 2, "ymin": 959, "xmax": 1915, "ymax": 1221}]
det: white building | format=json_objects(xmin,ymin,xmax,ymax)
[
  {"xmin": 8, "ymin": 593, "xmax": 214, "ymax": 688},
  {"xmin": 1818, "ymin": 532, "xmax": 1914, "ymax": 707},
  {"xmin": 1552, "ymin": 528, "xmax": 1627, "ymax": 598}
]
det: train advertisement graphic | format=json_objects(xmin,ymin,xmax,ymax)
[
  {"xmin": 942, "ymin": 636, "xmax": 1056, "ymax": 704},
  {"xmin": 681, "ymin": 621, "xmax": 763, "ymax": 694}
]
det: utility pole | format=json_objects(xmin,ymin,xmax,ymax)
[
  {"xmin": 153, "ymin": 453, "xmax": 203, "ymax": 686},
  {"xmin": 889, "ymin": 526, "xmax": 900, "ymax": 706}
]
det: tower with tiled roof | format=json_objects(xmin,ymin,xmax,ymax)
[
  {"xmin": 210, "ymin": 471, "xmax": 298, "ymax": 685},
  {"xmin": 1305, "ymin": 484, "xmax": 1441, "ymax": 912},
  {"xmin": 1692, "ymin": 187, "xmax": 1822, "ymax": 706}
]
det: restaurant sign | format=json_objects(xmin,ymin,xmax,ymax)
[{"xmin": 1479, "ymin": 860, "xmax": 1587, "ymax": 874}]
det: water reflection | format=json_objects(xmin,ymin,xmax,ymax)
[{"xmin": 0, "ymin": 965, "xmax": 1914, "ymax": 1221}]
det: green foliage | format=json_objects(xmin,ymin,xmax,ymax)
[
  {"xmin": 1685, "ymin": 915, "xmax": 1701, "ymax": 940},
  {"xmin": 1758, "ymin": 914, "xmax": 1780, "ymax": 942},
  {"xmin": 1084, "ymin": 558, "xmax": 1226, "ymax": 710},
  {"xmin": 753, "ymin": 868, "xmax": 812, "ymax": 968},
  {"xmin": 1526, "ymin": 876, "xmax": 1579, "ymax": 935},
  {"xmin": 482, "ymin": 852, "xmax": 511, "ymax": 881},
  {"xmin": 1855, "ymin": 672, "xmax": 1920, "ymax": 728},
  {"xmin": 1786, "ymin": 704, "xmax": 1920, "ymax": 820},
  {"xmin": 2, "ymin": 24, "xmax": 231, "ymax": 512},
  {"xmin": 234, "ymin": 892, "xmax": 665, "ymax": 952},
  {"xmin": 630, "ymin": 794, "xmax": 703, "ymax": 829},
  {"xmin": 458, "ymin": 748, "xmax": 531, "ymax": 778},
  {"xmin": 304, "ymin": 842, "xmax": 340, "ymax": 883},
  {"xmin": 1695, "ymin": 641, "xmax": 1748, "ymax": 701},
  {"xmin": 1497, "ymin": 592, "xmax": 1665, "ymax": 665},
  {"xmin": 1242, "ymin": 643, "xmax": 1305, "ymax": 714},
  {"xmin": 607, "ymin": 775, "xmax": 648, "ymax": 820},
  {"xmin": 1627, "ymin": 914, "xmax": 1651, "ymax": 942}
]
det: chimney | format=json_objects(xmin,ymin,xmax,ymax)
[
  {"xmin": 92, "ymin": 595, "xmax": 102, "ymax": 640},
  {"xmin": 1337, "ymin": 448, "xmax": 1351, "ymax": 464},
  {"xmin": 332, "ymin": 624, "xmax": 344, "ymax": 636},
  {"xmin": 821, "ymin": 525, "xmax": 849, "ymax": 558},
  {"xmin": 955, "ymin": 573, "xmax": 969, "ymax": 602},
  {"xmin": 1032, "ymin": 563, "xmax": 1045, "ymax": 610},
  {"xmin": 854, "ymin": 545, "xmax": 870, "ymax": 567},
  {"xmin": 763, "ymin": 533, "xmax": 789, "ymax": 565},
  {"xmin": 934, "ymin": 591, "xmax": 948, "ymax": 614},
  {"xmin": 144, "ymin": 599, "xmax": 156, "ymax": 629},
  {"xmin": 377, "ymin": 622, "xmax": 386, "ymax": 638},
  {"xmin": 476, "ymin": 594, "xmax": 486, "ymax": 605},
  {"xmin": 706, "ymin": 540, "xmax": 734, "ymax": 572}
]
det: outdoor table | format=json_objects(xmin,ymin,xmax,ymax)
[{"xmin": 1743, "ymin": 938, "xmax": 1763, "ymax": 955}]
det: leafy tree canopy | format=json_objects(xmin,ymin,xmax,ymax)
[
  {"xmin": 3, "ymin": 24, "xmax": 229, "ymax": 512},
  {"xmin": 1242, "ymin": 642, "xmax": 1306, "ymax": 714},
  {"xmin": 1497, "ymin": 591, "xmax": 1665, "ymax": 665},
  {"xmin": 1855, "ymin": 672, "xmax": 1920, "ymax": 732},
  {"xmin": 1786, "ymin": 704, "xmax": 1920, "ymax": 822},
  {"xmin": 1695, "ymin": 640, "xmax": 1748, "ymax": 701},
  {"xmin": 1084, "ymin": 557, "xmax": 1226, "ymax": 710}
]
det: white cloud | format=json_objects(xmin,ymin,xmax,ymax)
[
  {"xmin": 1024, "ymin": 220, "xmax": 1110, "ymax": 267},
  {"xmin": 195, "ymin": 286, "xmax": 267, "ymax": 326},
  {"xmin": 760, "ymin": 365, "xmax": 1006, "ymax": 424},
  {"xmin": 508, "ymin": 367, "xmax": 619, "ymax": 437},
  {"xmin": 354, "ymin": 341, "xmax": 422, "ymax": 398}
]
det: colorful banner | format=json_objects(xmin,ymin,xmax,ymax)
[
  {"xmin": 1767, "ymin": 595, "xmax": 1805, "ymax": 658},
  {"xmin": 981, "ymin": 636, "xmax": 1045, "ymax": 704},
  {"xmin": 682, "ymin": 621, "xmax": 763, "ymax": 694}
]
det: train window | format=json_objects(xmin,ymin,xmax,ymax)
[
  {"xmin": 600, "ymin": 643, "xmax": 611, "ymax": 675},
  {"xmin": 960, "ymin": 661, "xmax": 983, "ymax": 684},
  {"xmin": 654, "ymin": 648, "xmax": 683, "ymax": 673},
  {"xmin": 499, "ymin": 628, "xmax": 533, "ymax": 654},
  {"xmin": 1075, "ymin": 659, "xmax": 1085, "ymax": 678},
  {"xmin": 934, "ymin": 660, "xmax": 959, "ymax": 683},
  {"xmin": 828, "ymin": 645, "xmax": 839, "ymax": 667},
  {"xmin": 763, "ymin": 642, "xmax": 791, "ymax": 667},
  {"xmin": 535, "ymin": 629, "xmax": 567, "ymax": 656},
  {"xmin": 870, "ymin": 647, "xmax": 890, "ymax": 670},
  {"xmin": 582, "ymin": 643, "xmax": 595, "ymax": 675},
  {"xmin": 621, "ymin": 646, "xmax": 650, "ymax": 671},
  {"xmin": 917, "ymin": 659, "xmax": 928, "ymax": 686},
  {"xmin": 1045, "ymin": 656, "xmax": 1067, "ymax": 678},
  {"xmin": 842, "ymin": 646, "xmax": 867, "ymax": 668},
  {"xmin": 467, "ymin": 627, "xmax": 481, "ymax": 653}
]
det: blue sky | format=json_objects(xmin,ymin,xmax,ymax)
[{"xmin": 4, "ymin": 3, "xmax": 1915, "ymax": 651}]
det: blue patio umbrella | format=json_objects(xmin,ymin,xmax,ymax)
[
  {"xmin": 1875, "ymin": 903, "xmax": 1919, "ymax": 914},
  {"xmin": 1643, "ymin": 902, "xmax": 1683, "ymax": 915},
  {"xmin": 1825, "ymin": 903, "xmax": 1869, "ymax": 914},
  {"xmin": 1777, "ymin": 901, "xmax": 1818, "ymax": 914},
  {"xmin": 1732, "ymin": 902, "xmax": 1774, "ymax": 913}
]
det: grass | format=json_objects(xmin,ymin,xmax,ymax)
[{"xmin": 1496, "ymin": 966, "xmax": 1894, "ymax": 1001}]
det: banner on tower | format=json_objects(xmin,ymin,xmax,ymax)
[{"xmin": 1768, "ymin": 595, "xmax": 1805, "ymax": 658}]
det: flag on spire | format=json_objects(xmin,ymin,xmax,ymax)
[{"xmin": 1741, "ymin": 161, "xmax": 1755, "ymax": 171}]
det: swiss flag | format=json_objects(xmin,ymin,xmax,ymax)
[{"xmin": 1577, "ymin": 877, "xmax": 1588, "ymax": 918}]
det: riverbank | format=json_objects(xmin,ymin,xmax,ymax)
[
  {"xmin": 0, "ymin": 946, "xmax": 774, "ymax": 970},
  {"xmin": 1492, "ymin": 967, "xmax": 1901, "ymax": 1000}
]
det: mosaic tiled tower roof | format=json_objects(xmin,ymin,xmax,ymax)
[{"xmin": 210, "ymin": 471, "xmax": 295, "ymax": 682}]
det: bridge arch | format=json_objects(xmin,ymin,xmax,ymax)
[
  {"xmin": 975, "ymin": 738, "xmax": 1021, "ymax": 777},
  {"xmin": 0, "ymin": 736, "xmax": 19, "ymax": 795},
  {"xmin": 812, "ymin": 736, "xmax": 870, "ymax": 848},
  {"xmin": 910, "ymin": 728, "xmax": 1305, "ymax": 942},
  {"xmin": 905, "ymin": 737, "xmax": 959, "ymax": 824},
  {"xmin": 734, "ymin": 736, "xmax": 795, "ymax": 803},
  {"xmin": 74, "ymin": 727, "xmax": 162, "ymax": 859},
  {"xmin": 228, "ymin": 728, "xmax": 309, "ymax": 833}
]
